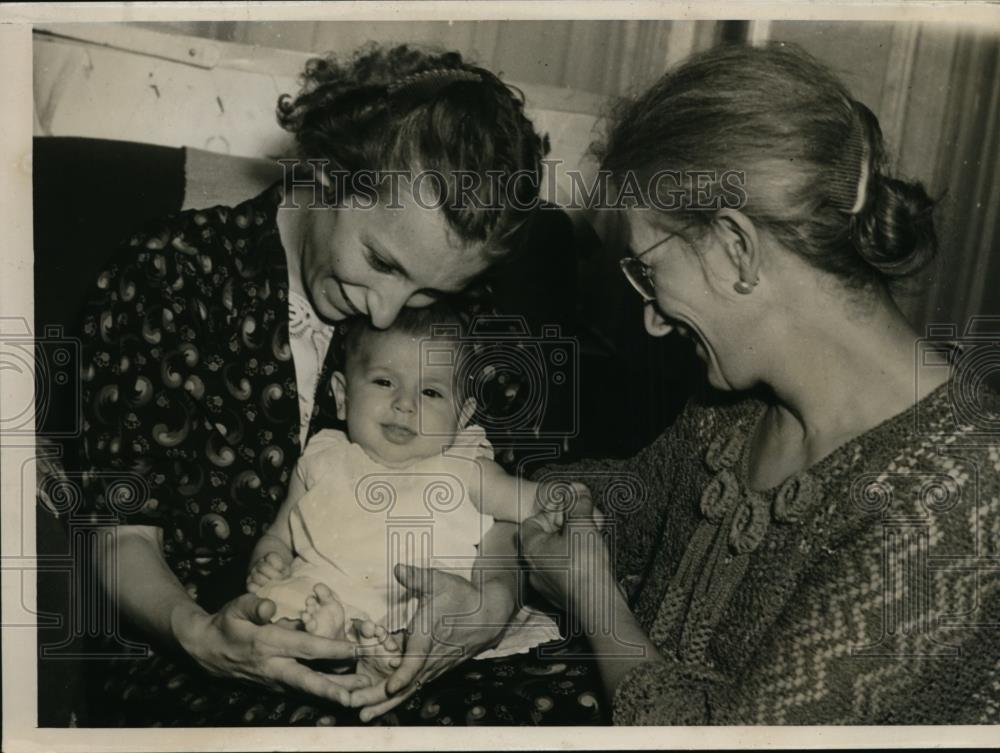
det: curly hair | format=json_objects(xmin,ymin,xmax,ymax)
[
  {"xmin": 278, "ymin": 44, "xmax": 547, "ymax": 255},
  {"xmin": 597, "ymin": 42, "xmax": 937, "ymax": 291}
]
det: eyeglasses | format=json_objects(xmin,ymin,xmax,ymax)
[{"xmin": 619, "ymin": 231, "xmax": 680, "ymax": 302}]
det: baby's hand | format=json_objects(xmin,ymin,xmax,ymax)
[
  {"xmin": 532, "ymin": 480, "xmax": 592, "ymax": 531},
  {"xmin": 246, "ymin": 552, "xmax": 291, "ymax": 593},
  {"xmin": 534, "ymin": 508, "xmax": 566, "ymax": 534}
]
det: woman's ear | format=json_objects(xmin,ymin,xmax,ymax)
[
  {"xmin": 713, "ymin": 208, "xmax": 761, "ymax": 290},
  {"xmin": 458, "ymin": 397, "xmax": 477, "ymax": 428},
  {"xmin": 331, "ymin": 371, "xmax": 347, "ymax": 421}
]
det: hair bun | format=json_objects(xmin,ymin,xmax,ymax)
[{"xmin": 853, "ymin": 174, "xmax": 937, "ymax": 279}]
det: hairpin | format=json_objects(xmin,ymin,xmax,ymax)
[{"xmin": 387, "ymin": 68, "xmax": 482, "ymax": 99}]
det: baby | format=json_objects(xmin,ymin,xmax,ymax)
[{"xmin": 246, "ymin": 303, "xmax": 566, "ymax": 680}]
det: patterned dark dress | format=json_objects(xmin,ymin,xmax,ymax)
[{"xmin": 76, "ymin": 184, "xmax": 607, "ymax": 726}]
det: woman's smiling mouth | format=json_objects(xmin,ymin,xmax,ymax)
[
  {"xmin": 381, "ymin": 422, "xmax": 416, "ymax": 444},
  {"xmin": 335, "ymin": 278, "xmax": 365, "ymax": 316},
  {"xmin": 319, "ymin": 277, "xmax": 365, "ymax": 319},
  {"xmin": 665, "ymin": 317, "xmax": 709, "ymax": 360}
]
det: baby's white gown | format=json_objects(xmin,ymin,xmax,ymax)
[{"xmin": 257, "ymin": 425, "xmax": 560, "ymax": 658}]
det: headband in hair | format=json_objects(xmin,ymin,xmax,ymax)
[
  {"xmin": 387, "ymin": 68, "xmax": 482, "ymax": 100},
  {"xmin": 828, "ymin": 102, "xmax": 871, "ymax": 215}
]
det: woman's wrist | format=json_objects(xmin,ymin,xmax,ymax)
[
  {"xmin": 567, "ymin": 555, "xmax": 621, "ymax": 635},
  {"xmin": 170, "ymin": 599, "xmax": 211, "ymax": 661}
]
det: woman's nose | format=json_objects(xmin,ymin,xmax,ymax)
[
  {"xmin": 643, "ymin": 303, "xmax": 674, "ymax": 337},
  {"xmin": 367, "ymin": 287, "xmax": 408, "ymax": 330}
]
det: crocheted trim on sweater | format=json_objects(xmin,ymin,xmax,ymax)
[{"xmin": 610, "ymin": 381, "xmax": 1000, "ymax": 724}]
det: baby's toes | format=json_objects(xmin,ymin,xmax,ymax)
[
  {"xmin": 381, "ymin": 632, "xmax": 400, "ymax": 653},
  {"xmin": 379, "ymin": 638, "xmax": 402, "ymax": 669},
  {"xmin": 301, "ymin": 611, "xmax": 315, "ymax": 632},
  {"xmin": 313, "ymin": 583, "xmax": 336, "ymax": 605},
  {"xmin": 352, "ymin": 618, "xmax": 379, "ymax": 642},
  {"xmin": 355, "ymin": 626, "xmax": 403, "ymax": 675}
]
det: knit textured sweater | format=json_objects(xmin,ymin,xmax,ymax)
[{"xmin": 538, "ymin": 382, "xmax": 1000, "ymax": 724}]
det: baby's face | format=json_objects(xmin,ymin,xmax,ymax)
[{"xmin": 335, "ymin": 329, "xmax": 467, "ymax": 466}]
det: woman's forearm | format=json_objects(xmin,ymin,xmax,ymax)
[
  {"xmin": 572, "ymin": 568, "xmax": 665, "ymax": 699},
  {"xmin": 578, "ymin": 589, "xmax": 663, "ymax": 698},
  {"xmin": 100, "ymin": 525, "xmax": 207, "ymax": 649}
]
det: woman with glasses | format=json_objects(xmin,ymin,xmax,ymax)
[{"xmin": 520, "ymin": 42, "xmax": 1000, "ymax": 724}]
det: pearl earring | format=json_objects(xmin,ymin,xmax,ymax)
[{"xmin": 733, "ymin": 278, "xmax": 757, "ymax": 295}]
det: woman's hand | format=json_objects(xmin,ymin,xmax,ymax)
[
  {"xmin": 175, "ymin": 593, "xmax": 370, "ymax": 705},
  {"xmin": 348, "ymin": 563, "xmax": 515, "ymax": 721},
  {"xmin": 519, "ymin": 487, "xmax": 613, "ymax": 618},
  {"xmin": 522, "ymin": 488, "xmax": 662, "ymax": 699}
]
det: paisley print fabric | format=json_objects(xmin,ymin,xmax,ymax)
[
  {"xmin": 88, "ymin": 635, "xmax": 608, "ymax": 727},
  {"xmin": 75, "ymin": 184, "xmax": 608, "ymax": 725},
  {"xmin": 80, "ymin": 183, "xmax": 326, "ymax": 610}
]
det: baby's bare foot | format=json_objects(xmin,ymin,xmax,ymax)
[
  {"xmin": 301, "ymin": 583, "xmax": 347, "ymax": 640},
  {"xmin": 351, "ymin": 618, "xmax": 403, "ymax": 680}
]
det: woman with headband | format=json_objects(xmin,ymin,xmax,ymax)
[
  {"xmin": 77, "ymin": 44, "xmax": 553, "ymax": 724},
  {"xmin": 521, "ymin": 42, "xmax": 1000, "ymax": 724}
]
